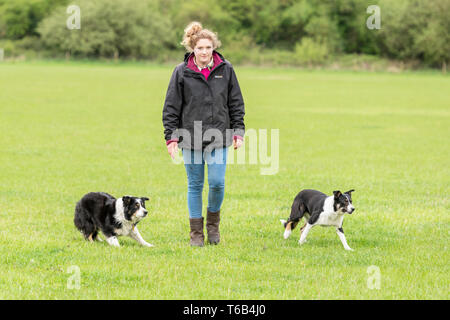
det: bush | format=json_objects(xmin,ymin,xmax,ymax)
[
  {"xmin": 0, "ymin": 0, "xmax": 68, "ymax": 39},
  {"xmin": 377, "ymin": 0, "xmax": 450, "ymax": 68},
  {"xmin": 37, "ymin": 0, "xmax": 176, "ymax": 59},
  {"xmin": 0, "ymin": 39, "xmax": 18, "ymax": 56},
  {"xmin": 411, "ymin": 0, "xmax": 450, "ymax": 68},
  {"xmin": 220, "ymin": 33, "xmax": 258, "ymax": 65},
  {"xmin": 294, "ymin": 37, "xmax": 329, "ymax": 65}
]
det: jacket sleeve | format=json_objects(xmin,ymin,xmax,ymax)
[
  {"xmin": 162, "ymin": 66, "xmax": 183, "ymax": 142},
  {"xmin": 228, "ymin": 65, "xmax": 245, "ymax": 138}
]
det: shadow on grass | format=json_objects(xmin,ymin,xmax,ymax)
[{"xmin": 278, "ymin": 228, "xmax": 397, "ymax": 250}]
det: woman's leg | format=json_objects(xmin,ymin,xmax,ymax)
[
  {"xmin": 183, "ymin": 148, "xmax": 206, "ymax": 246},
  {"xmin": 205, "ymin": 147, "xmax": 228, "ymax": 213},
  {"xmin": 182, "ymin": 148, "xmax": 205, "ymax": 219},
  {"xmin": 204, "ymin": 147, "xmax": 228, "ymax": 244}
]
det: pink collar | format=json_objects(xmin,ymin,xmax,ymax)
[{"xmin": 187, "ymin": 51, "xmax": 223, "ymax": 73}]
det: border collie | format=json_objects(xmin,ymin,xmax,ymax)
[
  {"xmin": 74, "ymin": 192, "xmax": 153, "ymax": 247},
  {"xmin": 280, "ymin": 189, "xmax": 355, "ymax": 250}
]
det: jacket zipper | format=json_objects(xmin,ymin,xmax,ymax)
[
  {"xmin": 185, "ymin": 62, "xmax": 226, "ymax": 125},
  {"xmin": 206, "ymin": 62, "xmax": 225, "ymax": 124}
]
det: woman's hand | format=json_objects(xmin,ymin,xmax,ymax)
[
  {"xmin": 167, "ymin": 141, "xmax": 179, "ymax": 159},
  {"xmin": 233, "ymin": 137, "xmax": 243, "ymax": 150}
]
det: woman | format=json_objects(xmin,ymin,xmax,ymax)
[{"xmin": 162, "ymin": 22, "xmax": 245, "ymax": 247}]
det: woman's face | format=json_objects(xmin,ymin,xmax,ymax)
[{"xmin": 194, "ymin": 38, "xmax": 213, "ymax": 66}]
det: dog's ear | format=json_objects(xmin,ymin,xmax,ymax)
[
  {"xmin": 122, "ymin": 196, "xmax": 131, "ymax": 206},
  {"xmin": 344, "ymin": 189, "xmax": 355, "ymax": 195},
  {"xmin": 141, "ymin": 197, "xmax": 149, "ymax": 202},
  {"xmin": 333, "ymin": 190, "xmax": 342, "ymax": 199}
]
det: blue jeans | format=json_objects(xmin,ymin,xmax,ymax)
[{"xmin": 182, "ymin": 147, "xmax": 228, "ymax": 219}]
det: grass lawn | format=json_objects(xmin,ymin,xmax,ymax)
[{"xmin": 0, "ymin": 60, "xmax": 448, "ymax": 299}]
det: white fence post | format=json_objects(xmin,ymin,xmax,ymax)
[{"xmin": 0, "ymin": 48, "xmax": 4, "ymax": 61}]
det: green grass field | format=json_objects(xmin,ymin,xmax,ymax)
[{"xmin": 0, "ymin": 61, "xmax": 448, "ymax": 299}]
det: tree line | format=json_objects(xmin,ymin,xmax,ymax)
[{"xmin": 0, "ymin": 0, "xmax": 448, "ymax": 69}]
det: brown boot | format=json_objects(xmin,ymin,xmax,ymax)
[
  {"xmin": 189, "ymin": 217, "xmax": 204, "ymax": 247},
  {"xmin": 206, "ymin": 210, "xmax": 220, "ymax": 245}
]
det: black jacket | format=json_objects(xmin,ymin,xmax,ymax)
[{"xmin": 162, "ymin": 51, "xmax": 245, "ymax": 150}]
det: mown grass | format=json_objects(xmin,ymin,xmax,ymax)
[{"xmin": 0, "ymin": 60, "xmax": 448, "ymax": 299}]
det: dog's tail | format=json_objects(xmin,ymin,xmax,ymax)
[{"xmin": 74, "ymin": 201, "xmax": 97, "ymax": 241}]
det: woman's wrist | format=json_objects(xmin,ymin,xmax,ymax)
[{"xmin": 166, "ymin": 138, "xmax": 179, "ymax": 146}]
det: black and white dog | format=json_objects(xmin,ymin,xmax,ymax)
[
  {"xmin": 74, "ymin": 192, "xmax": 153, "ymax": 247},
  {"xmin": 281, "ymin": 189, "xmax": 355, "ymax": 251}
]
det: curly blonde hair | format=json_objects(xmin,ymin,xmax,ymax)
[{"xmin": 181, "ymin": 22, "xmax": 222, "ymax": 52}]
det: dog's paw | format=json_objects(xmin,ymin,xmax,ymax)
[
  {"xmin": 283, "ymin": 230, "xmax": 292, "ymax": 239},
  {"xmin": 345, "ymin": 247, "xmax": 354, "ymax": 251},
  {"xmin": 143, "ymin": 242, "xmax": 154, "ymax": 248},
  {"xmin": 106, "ymin": 236, "xmax": 120, "ymax": 247}
]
